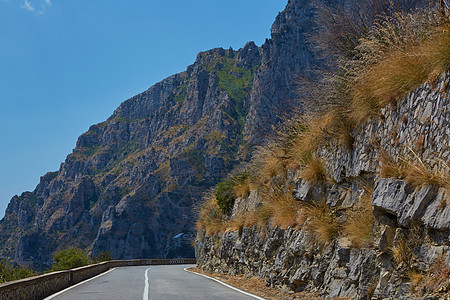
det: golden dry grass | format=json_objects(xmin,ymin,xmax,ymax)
[
  {"xmin": 405, "ymin": 160, "xmax": 450, "ymax": 188},
  {"xmin": 390, "ymin": 239, "xmax": 411, "ymax": 265},
  {"xmin": 379, "ymin": 151, "xmax": 407, "ymax": 179},
  {"xmin": 380, "ymin": 151, "xmax": 450, "ymax": 189},
  {"xmin": 232, "ymin": 180, "xmax": 251, "ymax": 199},
  {"xmin": 262, "ymin": 186, "xmax": 302, "ymax": 229},
  {"xmin": 324, "ymin": 110, "xmax": 354, "ymax": 150},
  {"xmin": 196, "ymin": 7, "xmax": 450, "ymax": 238},
  {"xmin": 349, "ymin": 24, "xmax": 450, "ymax": 124},
  {"xmin": 390, "ymin": 226, "xmax": 421, "ymax": 267},
  {"xmin": 301, "ymin": 155, "xmax": 328, "ymax": 183},
  {"xmin": 252, "ymin": 146, "xmax": 288, "ymax": 187},
  {"xmin": 304, "ymin": 201, "xmax": 340, "ymax": 246},
  {"xmin": 252, "ymin": 113, "xmax": 336, "ymax": 190},
  {"xmin": 408, "ymin": 269, "xmax": 424, "ymax": 292},
  {"xmin": 342, "ymin": 192, "xmax": 374, "ymax": 248},
  {"xmin": 195, "ymin": 194, "xmax": 226, "ymax": 235},
  {"xmin": 289, "ymin": 114, "xmax": 331, "ymax": 164},
  {"xmin": 232, "ymin": 173, "xmax": 254, "ymax": 199},
  {"xmin": 224, "ymin": 210, "xmax": 265, "ymax": 231}
]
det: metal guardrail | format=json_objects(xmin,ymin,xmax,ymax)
[{"xmin": 0, "ymin": 258, "xmax": 197, "ymax": 300}]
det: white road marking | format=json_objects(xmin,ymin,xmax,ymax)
[
  {"xmin": 184, "ymin": 268, "xmax": 266, "ymax": 300},
  {"xmin": 44, "ymin": 268, "xmax": 116, "ymax": 299},
  {"xmin": 143, "ymin": 267, "xmax": 150, "ymax": 300}
]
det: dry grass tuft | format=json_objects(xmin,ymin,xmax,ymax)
[
  {"xmin": 413, "ymin": 135, "xmax": 426, "ymax": 154},
  {"xmin": 304, "ymin": 201, "xmax": 340, "ymax": 246},
  {"xmin": 412, "ymin": 258, "xmax": 450, "ymax": 297},
  {"xmin": 308, "ymin": 5, "xmax": 450, "ymax": 127},
  {"xmin": 225, "ymin": 208, "xmax": 270, "ymax": 231},
  {"xmin": 408, "ymin": 269, "xmax": 424, "ymax": 292},
  {"xmin": 379, "ymin": 151, "xmax": 407, "ymax": 178},
  {"xmin": 325, "ymin": 111, "xmax": 354, "ymax": 150},
  {"xmin": 232, "ymin": 173, "xmax": 253, "ymax": 199},
  {"xmin": 390, "ymin": 239, "xmax": 412, "ymax": 265},
  {"xmin": 345, "ymin": 4, "xmax": 450, "ymax": 123},
  {"xmin": 301, "ymin": 155, "xmax": 328, "ymax": 183},
  {"xmin": 390, "ymin": 226, "xmax": 421, "ymax": 268},
  {"xmin": 405, "ymin": 160, "xmax": 450, "ymax": 188},
  {"xmin": 195, "ymin": 194, "xmax": 226, "ymax": 235},
  {"xmin": 379, "ymin": 150, "xmax": 450, "ymax": 189},
  {"xmin": 404, "ymin": 148, "xmax": 450, "ymax": 188},
  {"xmin": 262, "ymin": 185, "xmax": 302, "ymax": 229},
  {"xmin": 252, "ymin": 146, "xmax": 288, "ymax": 187},
  {"xmin": 289, "ymin": 114, "xmax": 331, "ymax": 164},
  {"xmin": 253, "ymin": 205, "xmax": 273, "ymax": 227},
  {"xmin": 342, "ymin": 192, "xmax": 374, "ymax": 248},
  {"xmin": 196, "ymin": 4, "xmax": 450, "ymax": 238}
]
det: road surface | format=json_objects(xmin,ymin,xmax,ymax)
[{"xmin": 45, "ymin": 264, "xmax": 261, "ymax": 300}]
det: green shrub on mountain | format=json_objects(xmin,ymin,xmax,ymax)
[
  {"xmin": 0, "ymin": 259, "xmax": 37, "ymax": 283},
  {"xmin": 92, "ymin": 250, "xmax": 113, "ymax": 263},
  {"xmin": 50, "ymin": 247, "xmax": 90, "ymax": 271},
  {"xmin": 216, "ymin": 180, "xmax": 235, "ymax": 215}
]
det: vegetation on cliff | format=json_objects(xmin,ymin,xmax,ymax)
[
  {"xmin": 0, "ymin": 259, "xmax": 37, "ymax": 283},
  {"xmin": 0, "ymin": 247, "xmax": 113, "ymax": 284},
  {"xmin": 50, "ymin": 248, "xmax": 91, "ymax": 272},
  {"xmin": 196, "ymin": 2, "xmax": 449, "ymax": 298},
  {"xmin": 196, "ymin": 0, "xmax": 449, "ymax": 248},
  {"xmin": 50, "ymin": 248, "xmax": 112, "ymax": 272}
]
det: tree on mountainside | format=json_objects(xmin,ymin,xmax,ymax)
[
  {"xmin": 50, "ymin": 248, "xmax": 90, "ymax": 271},
  {"xmin": 0, "ymin": 259, "xmax": 37, "ymax": 283}
]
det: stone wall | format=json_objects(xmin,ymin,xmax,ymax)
[
  {"xmin": 0, "ymin": 258, "xmax": 196, "ymax": 300},
  {"xmin": 321, "ymin": 71, "xmax": 449, "ymax": 182},
  {"xmin": 196, "ymin": 73, "xmax": 450, "ymax": 299}
]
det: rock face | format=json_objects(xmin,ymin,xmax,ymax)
[
  {"xmin": 244, "ymin": 0, "xmax": 318, "ymax": 143},
  {"xmin": 0, "ymin": 0, "xmax": 320, "ymax": 268},
  {"xmin": 196, "ymin": 73, "xmax": 450, "ymax": 299}
]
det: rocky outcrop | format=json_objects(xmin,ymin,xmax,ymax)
[
  {"xmin": 196, "ymin": 73, "xmax": 450, "ymax": 299},
  {"xmin": 0, "ymin": 0, "xmax": 321, "ymax": 268},
  {"xmin": 244, "ymin": 0, "xmax": 318, "ymax": 143}
]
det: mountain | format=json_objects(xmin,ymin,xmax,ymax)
[{"xmin": 0, "ymin": 0, "xmax": 320, "ymax": 268}]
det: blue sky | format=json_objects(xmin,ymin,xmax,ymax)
[{"xmin": 0, "ymin": 0, "xmax": 287, "ymax": 218}]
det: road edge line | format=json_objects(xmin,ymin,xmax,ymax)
[
  {"xmin": 44, "ymin": 267, "xmax": 116, "ymax": 299},
  {"xmin": 143, "ymin": 267, "xmax": 150, "ymax": 300},
  {"xmin": 183, "ymin": 267, "xmax": 266, "ymax": 300}
]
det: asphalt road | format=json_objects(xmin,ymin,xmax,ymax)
[{"xmin": 45, "ymin": 264, "xmax": 261, "ymax": 300}]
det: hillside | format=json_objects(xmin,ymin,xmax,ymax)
[
  {"xmin": 195, "ymin": 1, "xmax": 450, "ymax": 299},
  {"xmin": 196, "ymin": 73, "xmax": 450, "ymax": 299}
]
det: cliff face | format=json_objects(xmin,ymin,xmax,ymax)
[
  {"xmin": 244, "ymin": 0, "xmax": 318, "ymax": 142},
  {"xmin": 195, "ymin": 73, "xmax": 450, "ymax": 299},
  {"xmin": 0, "ymin": 0, "xmax": 320, "ymax": 268}
]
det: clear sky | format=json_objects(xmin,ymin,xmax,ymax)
[{"xmin": 0, "ymin": 0, "xmax": 287, "ymax": 218}]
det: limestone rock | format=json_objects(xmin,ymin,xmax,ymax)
[
  {"xmin": 371, "ymin": 178, "xmax": 413, "ymax": 216},
  {"xmin": 422, "ymin": 188, "xmax": 450, "ymax": 229},
  {"xmin": 372, "ymin": 179, "xmax": 446, "ymax": 228},
  {"xmin": 292, "ymin": 179, "xmax": 325, "ymax": 202},
  {"xmin": 196, "ymin": 60, "xmax": 450, "ymax": 300}
]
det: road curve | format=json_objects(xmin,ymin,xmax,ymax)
[{"xmin": 45, "ymin": 264, "xmax": 260, "ymax": 300}]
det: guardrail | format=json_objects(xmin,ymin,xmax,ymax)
[{"xmin": 0, "ymin": 258, "xmax": 197, "ymax": 300}]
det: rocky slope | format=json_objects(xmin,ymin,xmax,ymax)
[
  {"xmin": 0, "ymin": 0, "xmax": 320, "ymax": 268},
  {"xmin": 196, "ymin": 73, "xmax": 450, "ymax": 299}
]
